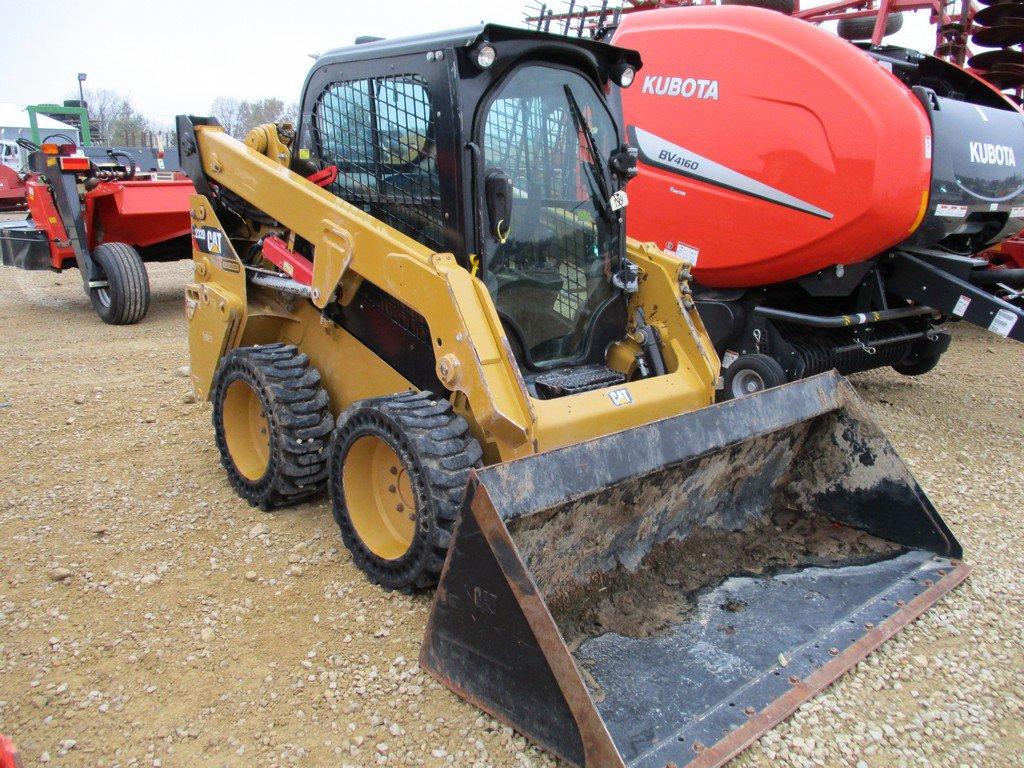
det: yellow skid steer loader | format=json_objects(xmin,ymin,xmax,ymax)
[{"xmin": 176, "ymin": 24, "xmax": 969, "ymax": 768}]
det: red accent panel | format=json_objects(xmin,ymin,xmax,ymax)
[
  {"xmin": 83, "ymin": 179, "xmax": 195, "ymax": 249},
  {"xmin": 59, "ymin": 156, "xmax": 90, "ymax": 171},
  {"xmin": 24, "ymin": 180, "xmax": 74, "ymax": 269},
  {"xmin": 261, "ymin": 236, "xmax": 314, "ymax": 285},
  {"xmin": 307, "ymin": 165, "xmax": 338, "ymax": 187}
]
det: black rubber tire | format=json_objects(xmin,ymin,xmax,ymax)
[
  {"xmin": 721, "ymin": 353, "xmax": 788, "ymax": 400},
  {"xmin": 837, "ymin": 11, "xmax": 904, "ymax": 40},
  {"xmin": 329, "ymin": 390, "xmax": 483, "ymax": 591},
  {"xmin": 212, "ymin": 343, "xmax": 334, "ymax": 510},
  {"xmin": 88, "ymin": 242, "xmax": 150, "ymax": 325},
  {"xmin": 892, "ymin": 351, "xmax": 942, "ymax": 377},
  {"xmin": 722, "ymin": 0, "xmax": 795, "ymax": 14}
]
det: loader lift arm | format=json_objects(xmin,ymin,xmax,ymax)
[{"xmin": 179, "ymin": 116, "xmax": 536, "ymax": 452}]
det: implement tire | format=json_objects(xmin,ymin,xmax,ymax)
[
  {"xmin": 837, "ymin": 11, "xmax": 904, "ymax": 40},
  {"xmin": 722, "ymin": 0, "xmax": 795, "ymax": 13},
  {"xmin": 892, "ymin": 352, "xmax": 942, "ymax": 377},
  {"xmin": 721, "ymin": 353, "xmax": 787, "ymax": 400},
  {"xmin": 88, "ymin": 242, "xmax": 150, "ymax": 325},
  {"xmin": 892, "ymin": 329, "xmax": 950, "ymax": 377},
  {"xmin": 329, "ymin": 391, "xmax": 483, "ymax": 591},
  {"xmin": 212, "ymin": 343, "xmax": 334, "ymax": 510}
]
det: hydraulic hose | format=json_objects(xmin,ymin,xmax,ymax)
[
  {"xmin": 753, "ymin": 304, "xmax": 937, "ymax": 328},
  {"xmin": 970, "ymin": 268, "xmax": 1024, "ymax": 287}
]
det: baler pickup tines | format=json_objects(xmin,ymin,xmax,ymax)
[{"xmin": 422, "ymin": 372, "xmax": 969, "ymax": 768}]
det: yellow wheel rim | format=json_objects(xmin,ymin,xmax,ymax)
[
  {"xmin": 222, "ymin": 379, "xmax": 271, "ymax": 482},
  {"xmin": 343, "ymin": 435, "xmax": 417, "ymax": 561}
]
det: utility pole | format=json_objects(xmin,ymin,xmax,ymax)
[{"xmin": 75, "ymin": 73, "xmax": 89, "ymax": 145}]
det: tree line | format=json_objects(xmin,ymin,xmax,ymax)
[
  {"xmin": 210, "ymin": 98, "xmax": 298, "ymax": 139},
  {"xmin": 69, "ymin": 89, "xmax": 297, "ymax": 148}
]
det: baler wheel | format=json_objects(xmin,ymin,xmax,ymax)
[
  {"xmin": 88, "ymin": 242, "xmax": 150, "ymax": 325},
  {"xmin": 329, "ymin": 391, "xmax": 483, "ymax": 591},
  {"xmin": 892, "ymin": 351, "xmax": 942, "ymax": 377},
  {"xmin": 212, "ymin": 344, "xmax": 334, "ymax": 510},
  {"xmin": 721, "ymin": 353, "xmax": 787, "ymax": 400},
  {"xmin": 722, "ymin": 0, "xmax": 795, "ymax": 13},
  {"xmin": 837, "ymin": 11, "xmax": 904, "ymax": 40}
]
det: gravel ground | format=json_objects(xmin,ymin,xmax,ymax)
[{"xmin": 0, "ymin": 261, "xmax": 1021, "ymax": 768}]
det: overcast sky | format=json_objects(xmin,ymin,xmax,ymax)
[{"xmin": 0, "ymin": 0, "xmax": 937, "ymax": 128}]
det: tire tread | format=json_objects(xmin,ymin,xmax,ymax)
[
  {"xmin": 330, "ymin": 391, "xmax": 483, "ymax": 591},
  {"xmin": 212, "ymin": 344, "xmax": 334, "ymax": 510},
  {"xmin": 89, "ymin": 242, "xmax": 150, "ymax": 325}
]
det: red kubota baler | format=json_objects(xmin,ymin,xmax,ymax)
[
  {"xmin": 0, "ymin": 139, "xmax": 193, "ymax": 324},
  {"xmin": 597, "ymin": 6, "xmax": 1024, "ymax": 397}
]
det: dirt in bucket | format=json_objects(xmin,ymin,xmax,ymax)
[{"xmin": 547, "ymin": 509, "xmax": 902, "ymax": 651}]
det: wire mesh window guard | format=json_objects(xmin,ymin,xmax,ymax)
[{"xmin": 314, "ymin": 75, "xmax": 445, "ymax": 252}]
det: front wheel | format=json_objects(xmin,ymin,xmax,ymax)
[
  {"xmin": 88, "ymin": 242, "xmax": 150, "ymax": 325},
  {"xmin": 329, "ymin": 391, "xmax": 483, "ymax": 591}
]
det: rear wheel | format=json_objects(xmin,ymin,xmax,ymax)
[
  {"xmin": 837, "ymin": 11, "xmax": 904, "ymax": 40},
  {"xmin": 721, "ymin": 353, "xmax": 787, "ymax": 400},
  {"xmin": 329, "ymin": 391, "xmax": 483, "ymax": 591},
  {"xmin": 212, "ymin": 344, "xmax": 333, "ymax": 510},
  {"xmin": 88, "ymin": 242, "xmax": 150, "ymax": 325}
]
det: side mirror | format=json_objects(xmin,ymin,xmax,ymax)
[{"xmin": 485, "ymin": 169, "xmax": 513, "ymax": 244}]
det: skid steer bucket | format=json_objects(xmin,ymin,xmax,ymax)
[{"xmin": 421, "ymin": 372, "xmax": 969, "ymax": 768}]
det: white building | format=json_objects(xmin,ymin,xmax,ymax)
[{"xmin": 0, "ymin": 103, "xmax": 81, "ymax": 145}]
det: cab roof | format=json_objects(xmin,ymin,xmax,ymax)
[{"xmin": 317, "ymin": 23, "xmax": 641, "ymax": 70}]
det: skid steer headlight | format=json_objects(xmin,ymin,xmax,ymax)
[
  {"xmin": 474, "ymin": 44, "xmax": 497, "ymax": 69},
  {"xmin": 613, "ymin": 63, "xmax": 636, "ymax": 88}
]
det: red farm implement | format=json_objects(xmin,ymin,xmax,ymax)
[
  {"xmin": 529, "ymin": 0, "xmax": 1021, "ymax": 93},
  {"xmin": 0, "ymin": 163, "xmax": 27, "ymax": 211},
  {"xmin": 978, "ymin": 231, "xmax": 1024, "ymax": 304},
  {"xmin": 0, "ymin": 140, "xmax": 193, "ymax": 324}
]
